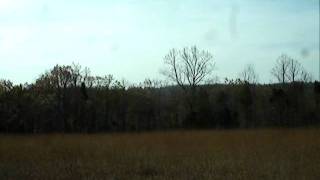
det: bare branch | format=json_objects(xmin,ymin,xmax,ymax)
[
  {"xmin": 161, "ymin": 46, "xmax": 215, "ymax": 90},
  {"xmin": 271, "ymin": 54, "xmax": 290, "ymax": 84},
  {"xmin": 239, "ymin": 64, "xmax": 259, "ymax": 84}
]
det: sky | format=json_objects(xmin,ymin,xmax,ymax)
[{"xmin": 0, "ymin": 0, "xmax": 319, "ymax": 84}]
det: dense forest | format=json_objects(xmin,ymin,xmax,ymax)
[{"xmin": 0, "ymin": 47, "xmax": 319, "ymax": 133}]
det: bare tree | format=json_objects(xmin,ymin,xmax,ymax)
[
  {"xmin": 51, "ymin": 65, "xmax": 72, "ymax": 89},
  {"xmin": 161, "ymin": 46, "xmax": 215, "ymax": 90},
  {"xmin": 239, "ymin": 64, "xmax": 259, "ymax": 84},
  {"xmin": 141, "ymin": 78, "xmax": 167, "ymax": 89},
  {"xmin": 300, "ymin": 68, "xmax": 313, "ymax": 82},
  {"xmin": 271, "ymin": 54, "xmax": 290, "ymax": 84},
  {"xmin": 46, "ymin": 65, "xmax": 73, "ymax": 130},
  {"xmin": 271, "ymin": 54, "xmax": 312, "ymax": 84},
  {"xmin": 287, "ymin": 58, "xmax": 302, "ymax": 82},
  {"xmin": 161, "ymin": 46, "xmax": 215, "ymax": 123},
  {"xmin": 95, "ymin": 75, "xmax": 114, "ymax": 89},
  {"xmin": 71, "ymin": 62, "xmax": 83, "ymax": 87},
  {"xmin": 82, "ymin": 67, "xmax": 95, "ymax": 88}
]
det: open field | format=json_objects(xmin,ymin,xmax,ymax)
[{"xmin": 0, "ymin": 129, "xmax": 320, "ymax": 180}]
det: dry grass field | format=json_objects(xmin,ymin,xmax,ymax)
[{"xmin": 0, "ymin": 129, "xmax": 319, "ymax": 180}]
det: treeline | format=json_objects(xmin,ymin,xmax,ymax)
[
  {"xmin": 0, "ymin": 64, "xmax": 319, "ymax": 133},
  {"xmin": 0, "ymin": 46, "xmax": 319, "ymax": 133}
]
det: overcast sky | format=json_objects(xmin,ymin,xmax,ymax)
[{"xmin": 0, "ymin": 0, "xmax": 319, "ymax": 84}]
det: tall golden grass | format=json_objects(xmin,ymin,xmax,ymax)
[{"xmin": 0, "ymin": 129, "xmax": 319, "ymax": 179}]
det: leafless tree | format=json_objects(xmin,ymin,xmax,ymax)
[
  {"xmin": 161, "ymin": 46, "xmax": 215, "ymax": 90},
  {"xmin": 161, "ymin": 46, "xmax": 215, "ymax": 122},
  {"xmin": 82, "ymin": 67, "xmax": 95, "ymax": 88},
  {"xmin": 44, "ymin": 65, "xmax": 73, "ymax": 130},
  {"xmin": 300, "ymin": 68, "xmax": 313, "ymax": 82},
  {"xmin": 287, "ymin": 58, "xmax": 302, "ymax": 82},
  {"xmin": 239, "ymin": 64, "xmax": 259, "ymax": 84},
  {"xmin": 271, "ymin": 54, "xmax": 290, "ymax": 84},
  {"xmin": 95, "ymin": 75, "xmax": 114, "ymax": 89},
  {"xmin": 51, "ymin": 65, "xmax": 72, "ymax": 89},
  {"xmin": 71, "ymin": 62, "xmax": 83, "ymax": 87},
  {"xmin": 141, "ymin": 78, "xmax": 167, "ymax": 89}
]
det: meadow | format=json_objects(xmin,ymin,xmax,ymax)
[{"xmin": 0, "ymin": 129, "xmax": 319, "ymax": 180}]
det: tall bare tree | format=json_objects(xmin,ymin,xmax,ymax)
[
  {"xmin": 239, "ymin": 64, "xmax": 259, "ymax": 84},
  {"xmin": 162, "ymin": 46, "xmax": 215, "ymax": 90},
  {"xmin": 287, "ymin": 58, "xmax": 302, "ymax": 82},
  {"xmin": 161, "ymin": 46, "xmax": 215, "ymax": 123},
  {"xmin": 271, "ymin": 54, "xmax": 290, "ymax": 84}
]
